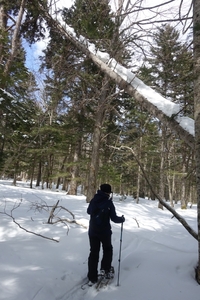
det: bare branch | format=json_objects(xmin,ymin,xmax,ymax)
[
  {"xmin": 0, "ymin": 201, "xmax": 59, "ymax": 242},
  {"xmin": 30, "ymin": 199, "xmax": 87, "ymax": 229},
  {"xmin": 133, "ymin": 217, "xmax": 140, "ymax": 228},
  {"xmin": 48, "ymin": 199, "xmax": 60, "ymax": 223},
  {"xmin": 111, "ymin": 145, "xmax": 198, "ymax": 241}
]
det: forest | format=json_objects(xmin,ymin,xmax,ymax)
[
  {"xmin": 0, "ymin": 0, "xmax": 195, "ymax": 204},
  {"xmin": 2, "ymin": 0, "xmax": 200, "ymax": 283}
]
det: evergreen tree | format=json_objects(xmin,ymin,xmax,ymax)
[
  {"xmin": 139, "ymin": 24, "xmax": 194, "ymax": 205},
  {"xmin": 46, "ymin": 0, "xmax": 128, "ymax": 198},
  {"xmin": 0, "ymin": 1, "xmax": 40, "ymax": 180}
]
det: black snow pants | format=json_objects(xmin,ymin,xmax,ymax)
[{"xmin": 88, "ymin": 234, "xmax": 113, "ymax": 282}]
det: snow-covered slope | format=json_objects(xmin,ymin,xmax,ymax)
[{"xmin": 0, "ymin": 180, "xmax": 199, "ymax": 300}]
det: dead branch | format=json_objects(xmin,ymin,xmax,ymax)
[
  {"xmin": 29, "ymin": 199, "xmax": 49, "ymax": 213},
  {"xmin": 111, "ymin": 145, "xmax": 198, "ymax": 241},
  {"xmin": 133, "ymin": 217, "xmax": 140, "ymax": 228},
  {"xmin": 47, "ymin": 204, "xmax": 87, "ymax": 229},
  {"xmin": 51, "ymin": 217, "xmax": 88, "ymax": 230},
  {"xmin": 58, "ymin": 205, "xmax": 75, "ymax": 219},
  {"xmin": 48, "ymin": 200, "xmax": 59, "ymax": 223},
  {"xmin": 0, "ymin": 201, "xmax": 59, "ymax": 242},
  {"xmin": 50, "ymin": 216, "xmax": 70, "ymax": 234},
  {"xmin": 31, "ymin": 200, "xmax": 87, "ymax": 229}
]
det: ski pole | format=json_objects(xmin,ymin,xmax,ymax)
[{"xmin": 117, "ymin": 219, "xmax": 123, "ymax": 286}]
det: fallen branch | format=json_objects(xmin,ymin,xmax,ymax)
[
  {"xmin": 111, "ymin": 145, "xmax": 198, "ymax": 241},
  {"xmin": 0, "ymin": 201, "xmax": 59, "ymax": 242},
  {"xmin": 48, "ymin": 200, "xmax": 60, "ymax": 223},
  {"xmin": 33, "ymin": 201, "xmax": 86, "ymax": 229},
  {"xmin": 133, "ymin": 218, "xmax": 140, "ymax": 228},
  {"xmin": 51, "ymin": 217, "xmax": 88, "ymax": 231}
]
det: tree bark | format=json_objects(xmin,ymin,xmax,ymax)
[
  {"xmin": 136, "ymin": 136, "xmax": 142, "ymax": 203},
  {"xmin": 159, "ymin": 125, "xmax": 166, "ymax": 209},
  {"xmin": 193, "ymin": 0, "xmax": 200, "ymax": 284},
  {"xmin": 0, "ymin": 3, "xmax": 7, "ymax": 63},
  {"xmin": 3, "ymin": 0, "xmax": 27, "ymax": 76},
  {"xmin": 86, "ymin": 78, "xmax": 110, "ymax": 202},
  {"xmin": 68, "ymin": 143, "xmax": 80, "ymax": 195}
]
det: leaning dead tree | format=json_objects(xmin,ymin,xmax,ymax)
[
  {"xmin": 113, "ymin": 145, "xmax": 198, "ymax": 241},
  {"xmin": 38, "ymin": 4, "xmax": 194, "ymax": 149}
]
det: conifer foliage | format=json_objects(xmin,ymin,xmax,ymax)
[{"xmin": 139, "ymin": 24, "xmax": 195, "ymax": 207}]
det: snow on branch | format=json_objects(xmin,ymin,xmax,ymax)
[
  {"xmin": 40, "ymin": 4, "xmax": 194, "ymax": 148},
  {"xmin": 0, "ymin": 88, "xmax": 15, "ymax": 102}
]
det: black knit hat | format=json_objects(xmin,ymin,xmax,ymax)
[{"xmin": 100, "ymin": 184, "xmax": 112, "ymax": 194}]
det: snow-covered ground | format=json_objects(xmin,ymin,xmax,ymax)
[{"xmin": 0, "ymin": 180, "xmax": 199, "ymax": 300}]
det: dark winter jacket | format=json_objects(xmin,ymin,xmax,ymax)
[{"xmin": 87, "ymin": 190, "xmax": 123, "ymax": 236}]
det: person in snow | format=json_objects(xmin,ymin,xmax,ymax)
[{"xmin": 87, "ymin": 183, "xmax": 125, "ymax": 285}]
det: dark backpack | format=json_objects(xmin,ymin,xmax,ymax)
[{"xmin": 91, "ymin": 202, "xmax": 110, "ymax": 230}]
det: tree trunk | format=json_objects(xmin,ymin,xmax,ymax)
[
  {"xmin": 136, "ymin": 136, "xmax": 142, "ymax": 203},
  {"xmin": 12, "ymin": 161, "xmax": 19, "ymax": 186},
  {"xmin": 4, "ymin": 0, "xmax": 27, "ymax": 76},
  {"xmin": 56, "ymin": 155, "xmax": 68, "ymax": 189},
  {"xmin": 30, "ymin": 159, "xmax": 35, "ymax": 189},
  {"xmin": 193, "ymin": 0, "xmax": 200, "ymax": 284},
  {"xmin": 0, "ymin": 3, "xmax": 7, "ymax": 63},
  {"xmin": 159, "ymin": 125, "xmax": 166, "ymax": 209},
  {"xmin": 166, "ymin": 140, "xmax": 176, "ymax": 208},
  {"xmin": 181, "ymin": 162, "xmax": 187, "ymax": 209},
  {"xmin": 36, "ymin": 160, "xmax": 42, "ymax": 187},
  {"xmin": 68, "ymin": 143, "xmax": 80, "ymax": 195},
  {"xmin": 86, "ymin": 79, "xmax": 110, "ymax": 202}
]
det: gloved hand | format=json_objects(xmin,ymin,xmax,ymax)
[{"xmin": 121, "ymin": 215, "xmax": 125, "ymax": 223}]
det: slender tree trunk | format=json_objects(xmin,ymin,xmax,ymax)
[
  {"xmin": 29, "ymin": 158, "xmax": 36, "ymax": 189},
  {"xmin": 166, "ymin": 140, "xmax": 175, "ymax": 207},
  {"xmin": 136, "ymin": 164, "xmax": 141, "ymax": 203},
  {"xmin": 86, "ymin": 79, "xmax": 110, "ymax": 202},
  {"xmin": 159, "ymin": 125, "xmax": 166, "ymax": 209},
  {"xmin": 119, "ymin": 173, "xmax": 124, "ymax": 196},
  {"xmin": 136, "ymin": 136, "xmax": 142, "ymax": 203},
  {"xmin": 167, "ymin": 175, "xmax": 173, "ymax": 207},
  {"xmin": 0, "ymin": 4, "xmax": 7, "ymax": 63},
  {"xmin": 3, "ymin": 0, "xmax": 27, "ymax": 76},
  {"xmin": 36, "ymin": 160, "xmax": 42, "ymax": 187},
  {"xmin": 68, "ymin": 144, "xmax": 80, "ymax": 195},
  {"xmin": 86, "ymin": 113, "xmax": 103, "ymax": 202},
  {"xmin": 12, "ymin": 161, "xmax": 19, "ymax": 186},
  {"xmin": 62, "ymin": 177, "xmax": 69, "ymax": 191},
  {"xmin": 181, "ymin": 162, "xmax": 187, "ymax": 209},
  {"xmin": 193, "ymin": 0, "xmax": 200, "ymax": 284},
  {"xmin": 56, "ymin": 155, "xmax": 68, "ymax": 189}
]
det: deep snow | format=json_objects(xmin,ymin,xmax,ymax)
[{"xmin": 0, "ymin": 180, "xmax": 199, "ymax": 300}]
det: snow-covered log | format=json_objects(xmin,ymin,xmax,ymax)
[{"xmin": 42, "ymin": 7, "xmax": 194, "ymax": 149}]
